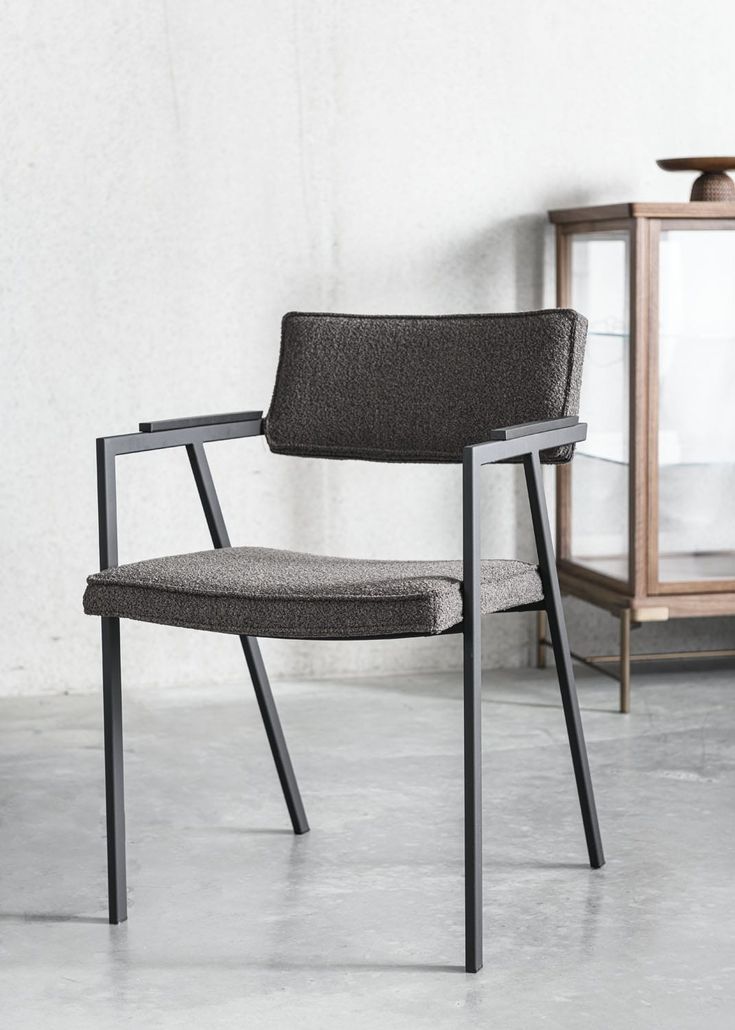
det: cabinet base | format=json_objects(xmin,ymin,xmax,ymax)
[{"xmin": 536, "ymin": 609, "xmax": 735, "ymax": 714}]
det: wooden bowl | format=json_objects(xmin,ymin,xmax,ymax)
[{"xmin": 657, "ymin": 157, "xmax": 735, "ymax": 201}]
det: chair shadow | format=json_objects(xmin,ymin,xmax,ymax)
[
  {"xmin": 485, "ymin": 697, "xmax": 617, "ymax": 715},
  {"xmin": 344, "ymin": 667, "xmax": 614, "ymax": 715},
  {"xmin": 142, "ymin": 956, "xmax": 464, "ymax": 974},
  {"xmin": 274, "ymin": 960, "xmax": 464, "ymax": 974},
  {"xmin": 186, "ymin": 827, "xmax": 294, "ymax": 836},
  {"xmin": 0, "ymin": 912, "xmax": 108, "ymax": 925},
  {"xmin": 488, "ymin": 860, "xmax": 589, "ymax": 871}
]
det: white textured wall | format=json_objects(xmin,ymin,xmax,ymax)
[{"xmin": 1, "ymin": 0, "xmax": 734, "ymax": 695}]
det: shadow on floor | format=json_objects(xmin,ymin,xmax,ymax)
[
  {"xmin": 119, "ymin": 954, "xmax": 465, "ymax": 974},
  {"xmin": 333, "ymin": 667, "xmax": 614, "ymax": 712},
  {"xmin": 0, "ymin": 912, "xmax": 108, "ymax": 925},
  {"xmin": 485, "ymin": 697, "xmax": 619, "ymax": 715},
  {"xmin": 184, "ymin": 826, "xmax": 295, "ymax": 836}
]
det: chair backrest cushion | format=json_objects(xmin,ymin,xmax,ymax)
[{"xmin": 265, "ymin": 309, "xmax": 586, "ymax": 464}]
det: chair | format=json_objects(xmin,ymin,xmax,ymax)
[{"xmin": 83, "ymin": 309, "xmax": 604, "ymax": 973}]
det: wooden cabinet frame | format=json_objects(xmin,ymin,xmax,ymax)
[{"xmin": 544, "ymin": 203, "xmax": 735, "ymax": 711}]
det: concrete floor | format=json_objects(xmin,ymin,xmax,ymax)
[{"xmin": 1, "ymin": 665, "xmax": 734, "ymax": 1029}]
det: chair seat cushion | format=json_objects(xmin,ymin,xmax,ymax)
[{"xmin": 83, "ymin": 547, "xmax": 543, "ymax": 640}]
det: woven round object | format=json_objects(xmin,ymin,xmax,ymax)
[
  {"xmin": 690, "ymin": 172, "xmax": 735, "ymax": 201},
  {"xmin": 657, "ymin": 157, "xmax": 735, "ymax": 201}
]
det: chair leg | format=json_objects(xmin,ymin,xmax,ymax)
[
  {"xmin": 523, "ymin": 452, "xmax": 604, "ymax": 870},
  {"xmin": 101, "ymin": 616, "xmax": 127, "ymax": 922},
  {"xmin": 545, "ymin": 593, "xmax": 605, "ymax": 869},
  {"xmin": 185, "ymin": 442, "xmax": 309, "ymax": 836},
  {"xmin": 536, "ymin": 610, "xmax": 547, "ymax": 668},
  {"xmin": 239, "ymin": 635, "xmax": 310, "ymax": 835},
  {"xmin": 463, "ymin": 624, "xmax": 483, "ymax": 973}
]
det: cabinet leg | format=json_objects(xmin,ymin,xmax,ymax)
[
  {"xmin": 619, "ymin": 610, "xmax": 631, "ymax": 714},
  {"xmin": 536, "ymin": 610, "xmax": 547, "ymax": 669}
]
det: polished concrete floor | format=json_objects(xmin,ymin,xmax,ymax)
[{"xmin": 1, "ymin": 664, "xmax": 734, "ymax": 1029}]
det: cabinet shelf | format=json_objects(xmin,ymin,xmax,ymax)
[{"xmin": 577, "ymin": 452, "xmax": 735, "ymax": 470}]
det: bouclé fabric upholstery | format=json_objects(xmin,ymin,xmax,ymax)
[
  {"xmin": 84, "ymin": 547, "xmax": 543, "ymax": 639},
  {"xmin": 84, "ymin": 310, "xmax": 587, "ymax": 641},
  {"xmin": 265, "ymin": 310, "xmax": 586, "ymax": 464}
]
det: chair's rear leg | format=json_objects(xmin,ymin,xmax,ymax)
[
  {"xmin": 185, "ymin": 441, "xmax": 309, "ymax": 836},
  {"xmin": 523, "ymin": 452, "xmax": 604, "ymax": 870},
  {"xmin": 101, "ymin": 616, "xmax": 127, "ymax": 922},
  {"xmin": 239, "ymin": 635, "xmax": 309, "ymax": 835},
  {"xmin": 545, "ymin": 593, "xmax": 605, "ymax": 868}
]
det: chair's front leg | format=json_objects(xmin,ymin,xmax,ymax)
[
  {"xmin": 101, "ymin": 616, "xmax": 127, "ymax": 922},
  {"xmin": 463, "ymin": 453, "xmax": 483, "ymax": 973}
]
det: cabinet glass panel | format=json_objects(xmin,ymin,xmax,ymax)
[
  {"xmin": 568, "ymin": 232, "xmax": 630, "ymax": 582},
  {"xmin": 658, "ymin": 227, "xmax": 735, "ymax": 583}
]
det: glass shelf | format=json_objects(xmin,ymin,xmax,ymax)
[{"xmin": 569, "ymin": 551, "xmax": 735, "ymax": 584}]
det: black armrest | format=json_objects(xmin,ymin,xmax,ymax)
[
  {"xmin": 139, "ymin": 410, "xmax": 262, "ymax": 433},
  {"xmin": 466, "ymin": 419, "xmax": 586, "ymax": 466},
  {"xmin": 99, "ymin": 412, "xmax": 264, "ymax": 458},
  {"xmin": 95, "ymin": 411, "xmax": 265, "ymax": 567},
  {"xmin": 488, "ymin": 416, "xmax": 579, "ymax": 442}
]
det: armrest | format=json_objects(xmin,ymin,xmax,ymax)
[
  {"xmin": 487, "ymin": 415, "xmax": 579, "ymax": 441},
  {"xmin": 465, "ymin": 418, "xmax": 587, "ymax": 466},
  {"xmin": 95, "ymin": 410, "xmax": 265, "ymax": 568},
  {"xmin": 461, "ymin": 418, "xmax": 585, "ymax": 630},
  {"xmin": 139, "ymin": 410, "xmax": 262, "ymax": 433},
  {"xmin": 98, "ymin": 411, "xmax": 264, "ymax": 458}
]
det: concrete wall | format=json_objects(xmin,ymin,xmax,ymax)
[{"xmin": 2, "ymin": 0, "xmax": 734, "ymax": 695}]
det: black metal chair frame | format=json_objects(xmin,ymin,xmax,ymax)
[{"xmin": 95, "ymin": 409, "xmax": 604, "ymax": 974}]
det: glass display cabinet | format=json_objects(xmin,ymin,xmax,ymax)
[{"xmin": 544, "ymin": 202, "xmax": 735, "ymax": 711}]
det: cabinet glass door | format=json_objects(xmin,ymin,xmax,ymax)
[
  {"xmin": 657, "ymin": 226, "xmax": 735, "ymax": 585},
  {"xmin": 568, "ymin": 231, "xmax": 630, "ymax": 583}
]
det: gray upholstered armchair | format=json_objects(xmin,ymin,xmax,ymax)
[{"xmin": 84, "ymin": 310, "xmax": 604, "ymax": 973}]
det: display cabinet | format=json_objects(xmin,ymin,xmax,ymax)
[{"xmin": 544, "ymin": 202, "xmax": 735, "ymax": 711}]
